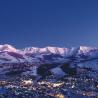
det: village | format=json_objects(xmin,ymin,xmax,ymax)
[{"xmin": 0, "ymin": 67, "xmax": 97, "ymax": 98}]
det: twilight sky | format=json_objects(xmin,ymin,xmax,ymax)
[{"xmin": 0, "ymin": 0, "xmax": 98, "ymax": 48}]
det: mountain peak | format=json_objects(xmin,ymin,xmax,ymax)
[
  {"xmin": 78, "ymin": 46, "xmax": 96, "ymax": 53},
  {"xmin": 0, "ymin": 44, "xmax": 17, "ymax": 52}
]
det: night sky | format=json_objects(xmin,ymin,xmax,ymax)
[{"xmin": 0, "ymin": 0, "xmax": 98, "ymax": 48}]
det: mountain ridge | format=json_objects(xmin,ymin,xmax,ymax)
[
  {"xmin": 0, "ymin": 44, "xmax": 97, "ymax": 53},
  {"xmin": 0, "ymin": 44, "xmax": 98, "ymax": 69}
]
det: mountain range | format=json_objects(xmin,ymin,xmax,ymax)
[
  {"xmin": 0, "ymin": 44, "xmax": 98, "ymax": 70},
  {"xmin": 0, "ymin": 44, "xmax": 98, "ymax": 80}
]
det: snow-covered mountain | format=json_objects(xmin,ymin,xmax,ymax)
[
  {"xmin": 0, "ymin": 44, "xmax": 98, "ymax": 70},
  {"xmin": 0, "ymin": 44, "xmax": 17, "ymax": 52}
]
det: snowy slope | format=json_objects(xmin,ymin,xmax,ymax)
[{"xmin": 0, "ymin": 44, "xmax": 98, "ymax": 69}]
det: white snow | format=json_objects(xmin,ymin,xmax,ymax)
[
  {"xmin": 0, "ymin": 44, "xmax": 98, "ymax": 70},
  {"xmin": 51, "ymin": 67, "xmax": 66, "ymax": 77},
  {"xmin": 0, "ymin": 44, "xmax": 17, "ymax": 52}
]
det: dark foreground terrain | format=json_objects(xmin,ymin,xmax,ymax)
[{"xmin": 0, "ymin": 70, "xmax": 98, "ymax": 98}]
